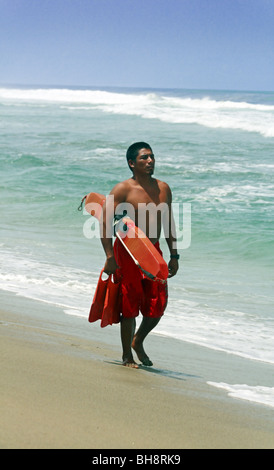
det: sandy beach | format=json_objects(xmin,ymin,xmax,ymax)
[{"xmin": 1, "ymin": 292, "xmax": 274, "ymax": 450}]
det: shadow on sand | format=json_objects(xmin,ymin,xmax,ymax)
[{"xmin": 105, "ymin": 360, "xmax": 200, "ymax": 381}]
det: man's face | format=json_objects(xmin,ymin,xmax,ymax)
[{"xmin": 133, "ymin": 148, "xmax": 155, "ymax": 175}]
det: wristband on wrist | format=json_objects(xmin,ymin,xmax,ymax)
[{"xmin": 170, "ymin": 254, "xmax": 180, "ymax": 260}]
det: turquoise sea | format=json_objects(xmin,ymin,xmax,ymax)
[{"xmin": 1, "ymin": 85, "xmax": 274, "ymax": 408}]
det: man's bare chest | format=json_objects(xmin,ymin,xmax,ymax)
[{"xmin": 125, "ymin": 186, "xmax": 164, "ymax": 208}]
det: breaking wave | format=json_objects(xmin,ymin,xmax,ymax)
[{"xmin": 1, "ymin": 87, "xmax": 274, "ymax": 137}]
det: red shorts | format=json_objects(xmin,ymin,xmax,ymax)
[{"xmin": 113, "ymin": 238, "xmax": 168, "ymax": 319}]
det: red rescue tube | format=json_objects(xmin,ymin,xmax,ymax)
[{"xmin": 83, "ymin": 192, "xmax": 169, "ymax": 281}]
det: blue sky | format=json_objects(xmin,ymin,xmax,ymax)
[{"xmin": 1, "ymin": 0, "xmax": 273, "ymax": 91}]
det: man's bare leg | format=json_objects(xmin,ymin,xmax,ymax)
[
  {"xmin": 132, "ymin": 317, "xmax": 160, "ymax": 366},
  {"xmin": 120, "ymin": 317, "xmax": 139, "ymax": 368}
]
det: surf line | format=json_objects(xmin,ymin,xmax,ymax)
[{"xmin": 91, "ymin": 454, "xmax": 127, "ymax": 467}]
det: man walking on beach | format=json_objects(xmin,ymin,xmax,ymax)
[{"xmin": 101, "ymin": 142, "xmax": 179, "ymax": 368}]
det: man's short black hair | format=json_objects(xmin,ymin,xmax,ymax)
[{"xmin": 126, "ymin": 142, "xmax": 152, "ymax": 171}]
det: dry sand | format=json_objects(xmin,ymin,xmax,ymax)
[{"xmin": 1, "ymin": 300, "xmax": 274, "ymax": 449}]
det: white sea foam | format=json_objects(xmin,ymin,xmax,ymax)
[
  {"xmin": 1, "ymin": 87, "xmax": 274, "ymax": 137},
  {"xmin": 156, "ymin": 295, "xmax": 274, "ymax": 365},
  {"xmin": 0, "ymin": 250, "xmax": 95, "ymax": 317},
  {"xmin": 194, "ymin": 182, "xmax": 274, "ymax": 206},
  {"xmin": 207, "ymin": 382, "xmax": 274, "ymax": 408}
]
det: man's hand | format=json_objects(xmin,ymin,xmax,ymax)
[
  {"xmin": 168, "ymin": 258, "xmax": 179, "ymax": 278},
  {"xmin": 103, "ymin": 256, "xmax": 119, "ymax": 276}
]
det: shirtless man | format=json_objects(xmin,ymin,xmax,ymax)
[{"xmin": 101, "ymin": 142, "xmax": 179, "ymax": 368}]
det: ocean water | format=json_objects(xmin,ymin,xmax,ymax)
[{"xmin": 1, "ymin": 85, "xmax": 274, "ymax": 407}]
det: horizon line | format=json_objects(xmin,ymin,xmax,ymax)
[{"xmin": 0, "ymin": 82, "xmax": 273, "ymax": 94}]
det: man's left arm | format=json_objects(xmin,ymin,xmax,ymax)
[{"xmin": 164, "ymin": 184, "xmax": 179, "ymax": 278}]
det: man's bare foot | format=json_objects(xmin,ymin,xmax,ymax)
[
  {"xmin": 122, "ymin": 357, "xmax": 139, "ymax": 369},
  {"xmin": 132, "ymin": 336, "xmax": 153, "ymax": 366}
]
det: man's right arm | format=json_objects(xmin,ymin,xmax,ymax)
[{"xmin": 101, "ymin": 182, "xmax": 127, "ymax": 274}]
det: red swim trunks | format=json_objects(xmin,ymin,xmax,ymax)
[{"xmin": 113, "ymin": 238, "xmax": 168, "ymax": 319}]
